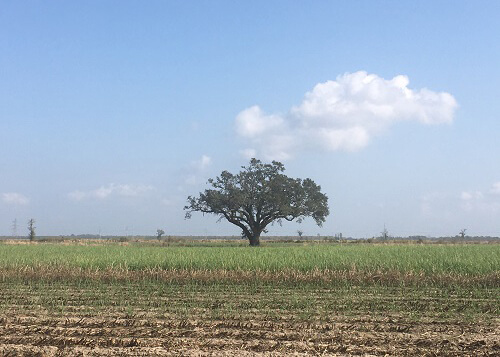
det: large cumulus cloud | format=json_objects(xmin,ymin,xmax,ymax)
[{"xmin": 235, "ymin": 71, "xmax": 458, "ymax": 160}]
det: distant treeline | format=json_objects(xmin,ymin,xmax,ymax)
[{"xmin": 1, "ymin": 234, "xmax": 499, "ymax": 243}]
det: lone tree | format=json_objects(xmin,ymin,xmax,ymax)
[
  {"xmin": 27, "ymin": 218, "xmax": 36, "ymax": 241},
  {"xmin": 156, "ymin": 229, "xmax": 165, "ymax": 241},
  {"xmin": 184, "ymin": 158, "xmax": 329, "ymax": 246}
]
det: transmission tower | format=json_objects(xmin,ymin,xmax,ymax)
[{"xmin": 11, "ymin": 218, "xmax": 18, "ymax": 238}]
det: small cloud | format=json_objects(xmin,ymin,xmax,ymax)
[
  {"xmin": 113, "ymin": 184, "xmax": 154, "ymax": 197},
  {"xmin": 458, "ymin": 182, "xmax": 500, "ymax": 212},
  {"xmin": 421, "ymin": 186, "xmax": 499, "ymax": 235},
  {"xmin": 460, "ymin": 191, "xmax": 485, "ymax": 212},
  {"xmin": 460, "ymin": 191, "xmax": 483, "ymax": 201},
  {"xmin": 191, "ymin": 155, "xmax": 212, "ymax": 170},
  {"xmin": 490, "ymin": 182, "xmax": 500, "ymax": 195},
  {"xmin": 235, "ymin": 71, "xmax": 458, "ymax": 160},
  {"xmin": 184, "ymin": 155, "xmax": 213, "ymax": 185},
  {"xmin": 68, "ymin": 190, "xmax": 86, "ymax": 201},
  {"xmin": 2, "ymin": 192, "xmax": 29, "ymax": 205},
  {"xmin": 68, "ymin": 184, "xmax": 154, "ymax": 201}
]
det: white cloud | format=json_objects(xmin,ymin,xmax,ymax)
[
  {"xmin": 490, "ymin": 182, "xmax": 500, "ymax": 195},
  {"xmin": 420, "ymin": 185, "xmax": 500, "ymax": 223},
  {"xmin": 235, "ymin": 71, "xmax": 458, "ymax": 159},
  {"xmin": 235, "ymin": 107, "xmax": 294, "ymax": 160},
  {"xmin": 459, "ymin": 182, "xmax": 500, "ymax": 212},
  {"xmin": 190, "ymin": 155, "xmax": 212, "ymax": 171},
  {"xmin": 184, "ymin": 155, "xmax": 213, "ymax": 185},
  {"xmin": 68, "ymin": 190, "xmax": 86, "ymax": 201},
  {"xmin": 235, "ymin": 106, "xmax": 286, "ymax": 138},
  {"xmin": 420, "ymin": 186, "xmax": 499, "ymax": 236},
  {"xmin": 2, "ymin": 192, "xmax": 29, "ymax": 205},
  {"xmin": 460, "ymin": 191, "xmax": 484, "ymax": 201},
  {"xmin": 68, "ymin": 184, "xmax": 154, "ymax": 201},
  {"xmin": 461, "ymin": 181, "xmax": 500, "ymax": 201},
  {"xmin": 196, "ymin": 155, "xmax": 212, "ymax": 170}
]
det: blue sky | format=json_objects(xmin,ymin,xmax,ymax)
[{"xmin": 1, "ymin": 1, "xmax": 499, "ymax": 237}]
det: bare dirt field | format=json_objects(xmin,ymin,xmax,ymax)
[
  {"xmin": 1, "ymin": 312, "xmax": 498, "ymax": 356},
  {"xmin": 0, "ymin": 280, "xmax": 498, "ymax": 356}
]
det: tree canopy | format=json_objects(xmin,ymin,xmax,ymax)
[{"xmin": 185, "ymin": 158, "xmax": 329, "ymax": 246}]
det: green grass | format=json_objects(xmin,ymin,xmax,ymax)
[{"xmin": 0, "ymin": 242, "xmax": 498, "ymax": 276}]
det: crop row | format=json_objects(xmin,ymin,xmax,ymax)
[
  {"xmin": 1, "ymin": 279, "xmax": 498, "ymax": 356},
  {"xmin": 1, "ymin": 279, "xmax": 498, "ymax": 318}
]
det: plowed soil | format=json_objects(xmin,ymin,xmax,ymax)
[{"xmin": 0, "ymin": 280, "xmax": 498, "ymax": 356}]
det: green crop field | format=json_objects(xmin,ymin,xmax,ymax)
[
  {"xmin": 0, "ymin": 240, "xmax": 498, "ymax": 356},
  {"xmin": 1, "ymin": 241, "xmax": 498, "ymax": 275}
]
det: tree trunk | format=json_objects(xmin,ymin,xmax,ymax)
[{"xmin": 249, "ymin": 232, "xmax": 261, "ymax": 246}]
